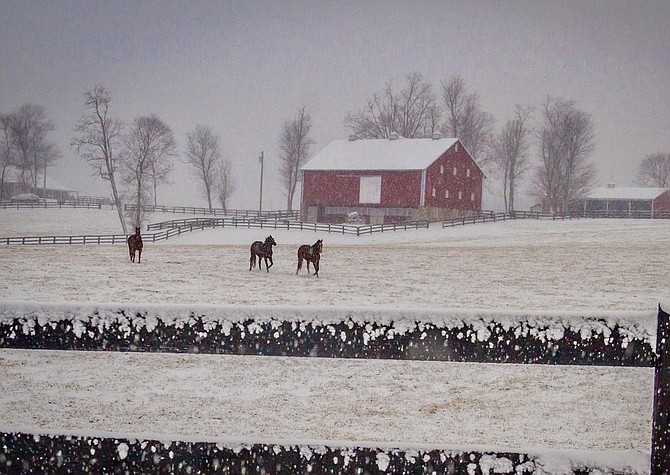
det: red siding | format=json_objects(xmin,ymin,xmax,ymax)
[
  {"xmin": 653, "ymin": 190, "xmax": 670, "ymax": 212},
  {"xmin": 301, "ymin": 140, "xmax": 484, "ymax": 214},
  {"xmin": 302, "ymin": 170, "xmax": 422, "ymax": 207},
  {"xmin": 423, "ymin": 144, "xmax": 483, "ymax": 211}
]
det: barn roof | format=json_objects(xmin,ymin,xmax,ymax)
[
  {"xmin": 3, "ymin": 166, "xmax": 76, "ymax": 192},
  {"xmin": 586, "ymin": 187, "xmax": 669, "ymax": 201},
  {"xmin": 301, "ymin": 137, "xmax": 460, "ymax": 171}
]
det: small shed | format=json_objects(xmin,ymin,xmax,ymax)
[
  {"xmin": 300, "ymin": 135, "xmax": 484, "ymax": 224},
  {"xmin": 581, "ymin": 185, "xmax": 670, "ymax": 217}
]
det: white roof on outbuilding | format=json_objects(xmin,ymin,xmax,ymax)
[
  {"xmin": 301, "ymin": 137, "xmax": 460, "ymax": 171},
  {"xmin": 586, "ymin": 187, "xmax": 669, "ymax": 200},
  {"xmin": 4, "ymin": 166, "xmax": 76, "ymax": 191}
]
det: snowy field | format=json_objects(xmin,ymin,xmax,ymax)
[{"xmin": 1, "ymin": 208, "xmax": 669, "ymax": 471}]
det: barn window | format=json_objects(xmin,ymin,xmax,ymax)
[
  {"xmin": 455, "ymin": 143, "xmax": 459, "ymax": 152},
  {"xmin": 458, "ymin": 191, "xmax": 463, "ymax": 200},
  {"xmin": 445, "ymin": 189, "xmax": 449, "ymax": 198},
  {"xmin": 440, "ymin": 165, "xmax": 444, "ymax": 174},
  {"xmin": 359, "ymin": 176, "xmax": 382, "ymax": 204},
  {"xmin": 432, "ymin": 187, "xmax": 436, "ymax": 197},
  {"xmin": 466, "ymin": 168, "xmax": 471, "ymax": 178},
  {"xmin": 471, "ymin": 192, "xmax": 475, "ymax": 201},
  {"xmin": 453, "ymin": 167, "xmax": 458, "ymax": 176}
]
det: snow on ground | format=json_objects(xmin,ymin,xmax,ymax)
[{"xmin": 0, "ymin": 208, "xmax": 669, "ymax": 468}]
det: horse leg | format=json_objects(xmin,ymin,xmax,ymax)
[
  {"xmin": 266, "ymin": 256, "xmax": 273, "ymax": 271},
  {"xmin": 296, "ymin": 256, "xmax": 302, "ymax": 275},
  {"xmin": 250, "ymin": 254, "xmax": 255, "ymax": 271},
  {"xmin": 137, "ymin": 248, "xmax": 142, "ymax": 264},
  {"xmin": 314, "ymin": 259, "xmax": 319, "ymax": 277}
]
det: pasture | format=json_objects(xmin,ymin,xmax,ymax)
[{"xmin": 1, "ymin": 208, "xmax": 669, "ymax": 471}]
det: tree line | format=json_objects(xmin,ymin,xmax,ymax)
[
  {"xmin": 340, "ymin": 72, "xmax": 670, "ymax": 213},
  {"xmin": 0, "ymin": 86, "xmax": 316, "ymax": 235},
  {"xmin": 2, "ymin": 77, "xmax": 669, "ymax": 234}
]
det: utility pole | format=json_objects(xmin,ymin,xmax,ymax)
[{"xmin": 258, "ymin": 151, "xmax": 264, "ymax": 212}]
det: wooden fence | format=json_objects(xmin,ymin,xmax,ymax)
[
  {"xmin": 124, "ymin": 204, "xmax": 301, "ymax": 219},
  {"xmin": 1, "ymin": 218, "xmax": 430, "ymax": 244},
  {"xmin": 442, "ymin": 210, "xmax": 585, "ymax": 228},
  {"xmin": 0, "ymin": 303, "xmax": 667, "ymax": 473},
  {"xmin": 0, "ymin": 200, "xmax": 104, "ymax": 210},
  {"xmin": 146, "ymin": 216, "xmax": 430, "ymax": 236}
]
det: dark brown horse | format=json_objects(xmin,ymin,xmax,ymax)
[
  {"xmin": 250, "ymin": 235, "xmax": 276, "ymax": 272},
  {"xmin": 127, "ymin": 226, "xmax": 143, "ymax": 263},
  {"xmin": 296, "ymin": 239, "xmax": 323, "ymax": 277}
]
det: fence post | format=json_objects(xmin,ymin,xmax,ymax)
[{"xmin": 651, "ymin": 303, "xmax": 670, "ymax": 475}]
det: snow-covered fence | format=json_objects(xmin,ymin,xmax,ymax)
[
  {"xmin": 146, "ymin": 216, "xmax": 431, "ymax": 236},
  {"xmin": 442, "ymin": 210, "xmax": 581, "ymax": 228},
  {"xmin": 0, "ymin": 229, "xmax": 184, "ymax": 245},
  {"xmin": 651, "ymin": 304, "xmax": 670, "ymax": 473},
  {"xmin": 0, "ymin": 430, "xmax": 647, "ymax": 475},
  {"xmin": 1, "ymin": 302, "xmax": 666, "ymax": 474},
  {"xmin": 125, "ymin": 204, "xmax": 301, "ymax": 219},
  {"xmin": 0, "ymin": 218, "xmax": 430, "ymax": 245},
  {"xmin": 0, "ymin": 303, "xmax": 657, "ymax": 366},
  {"xmin": 0, "ymin": 200, "xmax": 104, "ymax": 210}
]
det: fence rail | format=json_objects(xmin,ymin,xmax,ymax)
[
  {"xmin": 442, "ymin": 210, "xmax": 581, "ymax": 227},
  {"xmin": 0, "ymin": 302, "xmax": 667, "ymax": 473},
  {"xmin": 584, "ymin": 209, "xmax": 670, "ymax": 219},
  {"xmin": 147, "ymin": 216, "xmax": 430, "ymax": 236},
  {"xmin": 0, "ymin": 219, "xmax": 431, "ymax": 245},
  {"xmin": 124, "ymin": 204, "xmax": 301, "ymax": 219},
  {"xmin": 0, "ymin": 200, "xmax": 104, "ymax": 210},
  {"xmin": 3, "ymin": 206, "xmax": 668, "ymax": 245}
]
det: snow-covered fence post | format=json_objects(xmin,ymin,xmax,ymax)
[{"xmin": 651, "ymin": 303, "xmax": 670, "ymax": 475}]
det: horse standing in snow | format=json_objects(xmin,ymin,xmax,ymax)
[
  {"xmin": 249, "ymin": 235, "xmax": 276, "ymax": 272},
  {"xmin": 296, "ymin": 239, "xmax": 323, "ymax": 277},
  {"xmin": 127, "ymin": 226, "xmax": 143, "ymax": 263}
]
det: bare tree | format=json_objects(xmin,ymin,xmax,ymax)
[
  {"xmin": 440, "ymin": 75, "xmax": 494, "ymax": 163},
  {"xmin": 214, "ymin": 159, "xmax": 236, "ymax": 210},
  {"xmin": 185, "ymin": 124, "xmax": 221, "ymax": 210},
  {"xmin": 11, "ymin": 104, "xmax": 60, "ymax": 193},
  {"xmin": 345, "ymin": 72, "xmax": 438, "ymax": 139},
  {"xmin": 0, "ymin": 113, "xmax": 17, "ymax": 201},
  {"xmin": 279, "ymin": 107, "xmax": 314, "ymax": 210},
  {"xmin": 122, "ymin": 115, "xmax": 176, "ymax": 227},
  {"xmin": 147, "ymin": 153, "xmax": 174, "ymax": 207},
  {"xmin": 491, "ymin": 106, "xmax": 534, "ymax": 212},
  {"xmin": 72, "ymin": 86, "xmax": 127, "ymax": 234},
  {"xmin": 637, "ymin": 152, "xmax": 670, "ymax": 187},
  {"xmin": 533, "ymin": 97, "xmax": 596, "ymax": 213}
]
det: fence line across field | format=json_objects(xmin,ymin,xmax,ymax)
[
  {"xmin": 0, "ymin": 200, "xmax": 105, "ymax": 210},
  {"xmin": 0, "ymin": 219, "xmax": 431, "ymax": 245},
  {"xmin": 2, "ymin": 208, "xmax": 669, "ymax": 245},
  {"xmin": 124, "ymin": 204, "xmax": 301, "ymax": 220}
]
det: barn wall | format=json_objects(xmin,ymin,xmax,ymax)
[
  {"xmin": 302, "ymin": 170, "xmax": 422, "ymax": 208},
  {"xmin": 423, "ymin": 143, "xmax": 483, "ymax": 212},
  {"xmin": 653, "ymin": 190, "xmax": 670, "ymax": 212}
]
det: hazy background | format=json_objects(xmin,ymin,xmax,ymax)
[{"xmin": 1, "ymin": 0, "xmax": 668, "ymax": 210}]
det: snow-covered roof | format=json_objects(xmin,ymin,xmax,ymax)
[
  {"xmin": 586, "ymin": 187, "xmax": 669, "ymax": 201},
  {"xmin": 3, "ymin": 166, "xmax": 75, "ymax": 191},
  {"xmin": 301, "ymin": 137, "xmax": 460, "ymax": 171}
]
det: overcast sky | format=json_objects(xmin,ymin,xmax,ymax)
[{"xmin": 1, "ymin": 0, "xmax": 669, "ymax": 210}]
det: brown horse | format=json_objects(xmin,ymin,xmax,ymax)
[
  {"xmin": 250, "ymin": 235, "xmax": 276, "ymax": 272},
  {"xmin": 296, "ymin": 239, "xmax": 323, "ymax": 277},
  {"xmin": 127, "ymin": 226, "xmax": 143, "ymax": 263}
]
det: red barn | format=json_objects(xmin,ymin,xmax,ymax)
[{"xmin": 300, "ymin": 134, "xmax": 484, "ymax": 223}]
